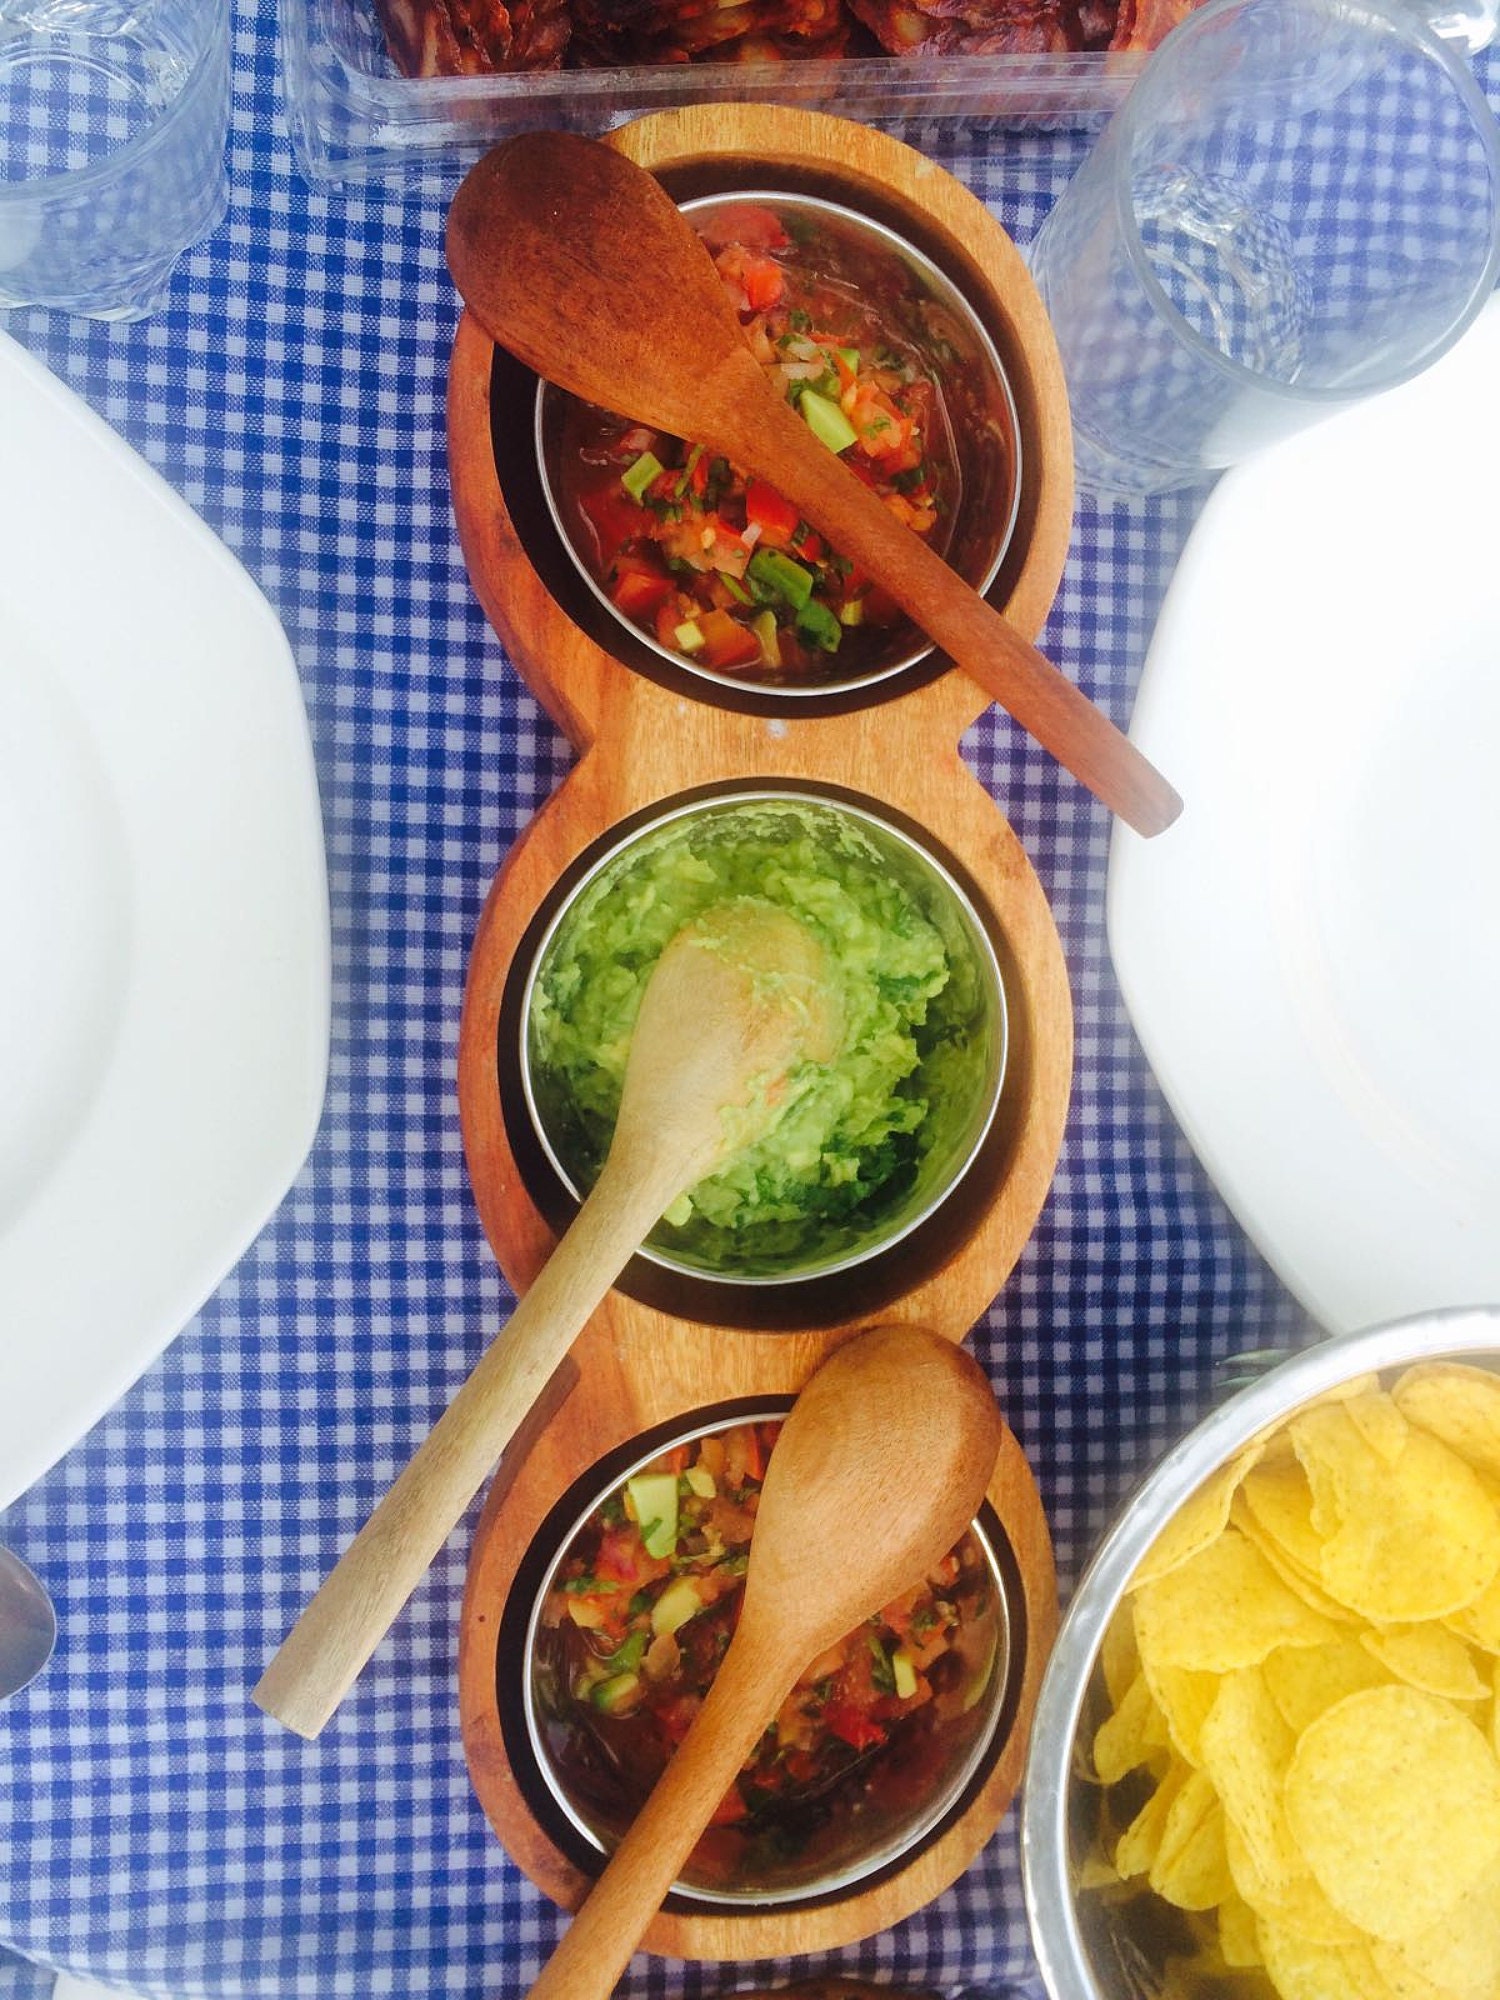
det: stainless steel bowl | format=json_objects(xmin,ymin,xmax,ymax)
[
  {"xmin": 535, "ymin": 189, "xmax": 1022, "ymax": 700},
  {"xmin": 507, "ymin": 1400, "xmax": 1022, "ymax": 1911},
  {"xmin": 517, "ymin": 785, "xmax": 1008, "ymax": 1287},
  {"xmin": 1020, "ymin": 1304, "xmax": 1500, "ymax": 2000}
]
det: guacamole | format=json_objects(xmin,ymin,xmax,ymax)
[{"xmin": 527, "ymin": 799, "xmax": 997, "ymax": 1276}]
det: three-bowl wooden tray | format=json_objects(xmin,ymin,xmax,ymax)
[{"xmin": 447, "ymin": 103, "xmax": 1075, "ymax": 1962}]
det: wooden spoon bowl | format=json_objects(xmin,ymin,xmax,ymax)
[{"xmin": 504, "ymin": 1400, "xmax": 1025, "ymax": 1908}]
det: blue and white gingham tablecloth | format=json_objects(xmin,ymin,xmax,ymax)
[{"xmin": 3, "ymin": 10, "xmax": 1492, "ymax": 1997}]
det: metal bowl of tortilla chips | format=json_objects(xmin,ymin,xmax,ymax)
[{"xmin": 1021, "ymin": 1304, "xmax": 1500, "ymax": 2000}]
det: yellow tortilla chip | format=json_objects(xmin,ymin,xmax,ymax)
[
  {"xmin": 1233, "ymin": 1491, "xmax": 1357, "ymax": 1625},
  {"xmin": 1218, "ymin": 1892, "xmax": 1262, "ymax": 1969},
  {"xmin": 1393, "ymin": 1360, "xmax": 1500, "ymax": 1483},
  {"xmin": 1262, "ymin": 1638, "xmax": 1391, "ymax": 1735},
  {"xmin": 1115, "ymin": 1759, "xmax": 1188, "ymax": 1880},
  {"xmin": 1255, "ymin": 1919, "xmax": 1397, "ymax": 2000},
  {"xmin": 1238, "ymin": 1459, "xmax": 1330, "ymax": 1580},
  {"xmin": 1446, "ymin": 1566, "xmax": 1500, "ymax": 1655},
  {"xmin": 1284, "ymin": 1684, "xmax": 1500, "ymax": 1942},
  {"xmin": 1129, "ymin": 1441, "xmax": 1265, "ymax": 1591},
  {"xmin": 1291, "ymin": 1405, "xmax": 1500, "ymax": 1622},
  {"xmin": 1093, "ymin": 1668, "xmax": 1169, "ymax": 1784},
  {"xmin": 1099, "ymin": 1602, "xmax": 1140, "ymax": 1707},
  {"xmin": 1371, "ymin": 1855, "xmax": 1500, "ymax": 2000},
  {"xmin": 1198, "ymin": 1666, "xmax": 1301, "ymax": 1894},
  {"xmin": 1360, "ymin": 1622, "xmax": 1488, "ymax": 1703},
  {"xmin": 1134, "ymin": 1527, "xmax": 1340, "ymax": 1675},
  {"xmin": 1227, "ymin": 1820, "xmax": 1363, "ymax": 1945},
  {"xmin": 1149, "ymin": 1767, "xmax": 1233, "ymax": 1911},
  {"xmin": 1342, "ymin": 1387, "xmax": 1411, "ymax": 1466},
  {"xmin": 1141, "ymin": 1658, "xmax": 1220, "ymax": 1766}
]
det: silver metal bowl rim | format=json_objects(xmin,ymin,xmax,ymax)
[
  {"xmin": 521, "ymin": 1399, "xmax": 1014, "ymax": 1910},
  {"xmin": 517, "ymin": 784, "xmax": 1010, "ymax": 1286},
  {"xmin": 1019, "ymin": 1302, "xmax": 1500, "ymax": 2000},
  {"xmin": 533, "ymin": 186, "xmax": 1024, "ymax": 700}
]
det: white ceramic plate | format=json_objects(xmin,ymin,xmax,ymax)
[
  {"xmin": 0, "ymin": 333, "xmax": 330, "ymax": 1509},
  {"xmin": 1108, "ymin": 297, "xmax": 1500, "ymax": 1337}
]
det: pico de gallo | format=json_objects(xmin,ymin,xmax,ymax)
[
  {"xmin": 531, "ymin": 1419, "xmax": 1001, "ymax": 1892},
  {"xmin": 547, "ymin": 199, "xmax": 969, "ymax": 687}
]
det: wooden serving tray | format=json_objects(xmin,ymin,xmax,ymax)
[{"xmin": 448, "ymin": 105, "xmax": 1074, "ymax": 1961}]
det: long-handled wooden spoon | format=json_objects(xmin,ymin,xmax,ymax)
[
  {"xmin": 253, "ymin": 901, "xmax": 842, "ymax": 1739},
  {"xmin": 522, "ymin": 1322, "xmax": 1004, "ymax": 2000},
  {"xmin": 445, "ymin": 131, "xmax": 1181, "ymax": 840}
]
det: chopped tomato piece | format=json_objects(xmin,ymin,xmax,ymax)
[
  {"xmin": 610, "ymin": 568, "xmax": 675, "ymax": 620},
  {"xmin": 596, "ymin": 1523, "xmax": 666, "ymax": 1586},
  {"xmin": 824, "ymin": 1700, "xmax": 888, "ymax": 1753},
  {"xmin": 709, "ymin": 1781, "xmax": 750, "ymax": 1826},
  {"xmin": 577, "ymin": 480, "xmax": 649, "ymax": 564},
  {"xmin": 697, "ymin": 203, "xmax": 789, "ymax": 253},
  {"xmin": 696, "ymin": 609, "xmax": 762, "ymax": 672},
  {"xmin": 740, "ymin": 255, "xmax": 784, "ymax": 313}
]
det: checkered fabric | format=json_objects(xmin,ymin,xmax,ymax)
[{"xmin": 2, "ymin": 9, "xmax": 1491, "ymax": 1997}]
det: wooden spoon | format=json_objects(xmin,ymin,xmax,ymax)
[
  {"xmin": 445, "ymin": 131, "xmax": 1181, "ymax": 840},
  {"xmin": 253, "ymin": 901, "xmax": 842, "ymax": 1739},
  {"xmin": 523, "ymin": 1323, "xmax": 1004, "ymax": 2000}
]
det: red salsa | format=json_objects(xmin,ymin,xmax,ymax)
[
  {"xmin": 532, "ymin": 1419, "xmax": 1001, "ymax": 1893},
  {"xmin": 545, "ymin": 200, "xmax": 974, "ymax": 688}
]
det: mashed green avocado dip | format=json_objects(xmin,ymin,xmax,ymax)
[{"xmin": 527, "ymin": 799, "xmax": 999, "ymax": 1277}]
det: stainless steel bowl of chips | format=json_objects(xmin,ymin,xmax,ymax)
[{"xmin": 1021, "ymin": 1305, "xmax": 1500, "ymax": 2000}]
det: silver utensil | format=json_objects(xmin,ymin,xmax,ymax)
[{"xmin": 0, "ymin": 1544, "xmax": 56, "ymax": 1698}]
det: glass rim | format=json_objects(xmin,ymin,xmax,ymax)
[
  {"xmin": 0, "ymin": 1, "xmax": 230, "ymax": 207},
  {"xmin": 1112, "ymin": 0, "xmax": 1500, "ymax": 406}
]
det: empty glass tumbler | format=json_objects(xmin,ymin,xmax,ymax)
[
  {"xmin": 1028, "ymin": 0, "xmax": 1500, "ymax": 499},
  {"xmin": 0, "ymin": 0, "xmax": 230, "ymax": 320}
]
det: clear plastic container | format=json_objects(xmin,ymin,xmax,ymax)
[{"xmin": 278, "ymin": 0, "xmax": 1138, "ymax": 186}]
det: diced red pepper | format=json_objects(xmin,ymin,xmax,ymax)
[{"xmin": 744, "ymin": 479, "xmax": 801, "ymax": 547}]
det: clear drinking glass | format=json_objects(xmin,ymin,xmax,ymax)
[
  {"xmin": 1028, "ymin": 0, "xmax": 1500, "ymax": 499},
  {"xmin": 0, "ymin": 0, "xmax": 230, "ymax": 320}
]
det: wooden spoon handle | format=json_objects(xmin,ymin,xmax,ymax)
[
  {"xmin": 251, "ymin": 1156, "xmax": 673, "ymax": 1739},
  {"xmin": 527, "ymin": 1623, "xmax": 796, "ymax": 2000},
  {"xmin": 711, "ymin": 357, "xmax": 1181, "ymax": 839}
]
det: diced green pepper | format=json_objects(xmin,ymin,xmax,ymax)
[
  {"xmin": 650, "ymin": 1575, "xmax": 704, "ymax": 1638},
  {"xmin": 590, "ymin": 1670, "xmax": 641, "ymax": 1714},
  {"xmin": 798, "ymin": 388, "xmax": 858, "ymax": 454},
  {"xmin": 892, "ymin": 1646, "xmax": 919, "ymax": 1699},
  {"xmin": 795, "ymin": 596, "xmax": 843, "ymax": 653},
  {"xmin": 673, "ymin": 619, "xmax": 705, "ymax": 654},
  {"xmin": 747, "ymin": 547, "xmax": 813, "ymax": 610},
  {"xmin": 673, "ymin": 444, "xmax": 703, "ymax": 498},
  {"xmin": 606, "ymin": 1629, "xmax": 647, "ymax": 1674},
  {"xmin": 627, "ymin": 1470, "xmax": 679, "ymax": 1557},
  {"xmin": 622, "ymin": 450, "xmax": 664, "ymax": 502},
  {"xmin": 750, "ymin": 608, "xmax": 781, "ymax": 672}
]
